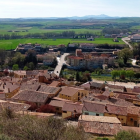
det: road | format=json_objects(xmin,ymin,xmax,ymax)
[
  {"xmin": 54, "ymin": 53, "xmax": 69, "ymax": 76},
  {"xmin": 122, "ymin": 37, "xmax": 133, "ymax": 50},
  {"xmin": 92, "ymin": 79, "xmax": 140, "ymax": 88},
  {"xmin": 122, "ymin": 37, "xmax": 140, "ymax": 67}
]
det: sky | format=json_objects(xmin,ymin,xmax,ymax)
[{"xmin": 0, "ymin": 0, "xmax": 140, "ymax": 18}]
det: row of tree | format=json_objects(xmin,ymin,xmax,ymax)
[
  {"xmin": 0, "ymin": 31, "xmax": 99, "ymax": 40},
  {"xmin": 111, "ymin": 70, "xmax": 136, "ymax": 81}
]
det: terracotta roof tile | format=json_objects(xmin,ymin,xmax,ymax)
[
  {"xmin": 49, "ymin": 100, "xmax": 65, "ymax": 108},
  {"xmin": 106, "ymin": 104, "xmax": 127, "ymax": 116},
  {"xmin": 83, "ymin": 100, "xmax": 106, "ymax": 114},
  {"xmin": 0, "ymin": 100, "xmax": 30, "ymax": 112},
  {"xmin": 38, "ymin": 85, "xmax": 61, "ymax": 94},
  {"xmin": 79, "ymin": 115, "xmax": 122, "ymax": 136},
  {"xmin": 62, "ymin": 102, "xmax": 83, "ymax": 113},
  {"xmin": 60, "ymin": 87, "xmax": 85, "ymax": 96},
  {"xmin": 12, "ymin": 90, "xmax": 49, "ymax": 103}
]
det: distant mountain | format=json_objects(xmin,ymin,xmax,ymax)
[
  {"xmin": 0, "ymin": 15, "xmax": 122, "ymax": 21},
  {"xmin": 17, "ymin": 15, "xmax": 120, "ymax": 20},
  {"xmin": 67, "ymin": 14, "xmax": 120, "ymax": 19}
]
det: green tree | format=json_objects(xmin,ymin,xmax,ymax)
[
  {"xmin": 119, "ymin": 70, "xmax": 126, "ymax": 80},
  {"xmin": 12, "ymin": 64, "xmax": 19, "ymax": 70},
  {"xmin": 76, "ymin": 72, "xmax": 80, "ymax": 81},
  {"xmin": 23, "ymin": 66, "xmax": 29, "ymax": 71},
  {"xmin": 115, "ymin": 130, "xmax": 140, "ymax": 140},
  {"xmin": 111, "ymin": 70, "xmax": 119, "ymax": 80},
  {"xmin": 119, "ymin": 48, "xmax": 132, "ymax": 64},
  {"xmin": 24, "ymin": 50, "xmax": 37, "ymax": 66},
  {"xmin": 27, "ymin": 62, "xmax": 34, "ymax": 70},
  {"xmin": 126, "ymin": 70, "xmax": 134, "ymax": 81}
]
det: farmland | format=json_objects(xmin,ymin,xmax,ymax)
[
  {"xmin": 0, "ymin": 17, "xmax": 139, "ymax": 50},
  {"xmin": 0, "ymin": 38, "xmax": 125, "ymax": 50}
]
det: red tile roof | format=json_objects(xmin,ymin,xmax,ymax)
[
  {"xmin": 106, "ymin": 104, "xmax": 127, "ymax": 116},
  {"xmin": 83, "ymin": 100, "xmax": 106, "ymax": 114},
  {"xmin": 49, "ymin": 100, "xmax": 65, "ymax": 108},
  {"xmin": 67, "ymin": 56, "xmax": 83, "ymax": 60},
  {"xmin": 60, "ymin": 87, "xmax": 84, "ymax": 96},
  {"xmin": 79, "ymin": 115, "xmax": 122, "ymax": 136},
  {"xmin": 62, "ymin": 102, "xmax": 83, "ymax": 114},
  {"xmin": 127, "ymin": 106, "xmax": 140, "ymax": 116}
]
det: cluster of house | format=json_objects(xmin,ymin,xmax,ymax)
[
  {"xmin": 18, "ymin": 43, "xmax": 42, "ymax": 53},
  {"xmin": 130, "ymin": 34, "xmax": 140, "ymax": 42},
  {"xmin": 104, "ymin": 33, "xmax": 128, "ymax": 38},
  {"xmin": 66, "ymin": 49, "xmax": 114, "ymax": 69},
  {"xmin": 1, "ymin": 70, "xmax": 140, "ymax": 136},
  {"xmin": 37, "ymin": 51, "xmax": 60, "ymax": 66}
]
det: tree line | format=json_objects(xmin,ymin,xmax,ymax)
[{"xmin": 0, "ymin": 31, "xmax": 99, "ymax": 40}]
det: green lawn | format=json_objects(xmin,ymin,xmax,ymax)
[
  {"xmin": 0, "ymin": 26, "xmax": 102, "ymax": 35},
  {"xmin": 131, "ymin": 25, "xmax": 140, "ymax": 29},
  {"xmin": 92, "ymin": 75, "xmax": 113, "ymax": 81},
  {"xmin": 0, "ymin": 37, "xmax": 125, "ymax": 50}
]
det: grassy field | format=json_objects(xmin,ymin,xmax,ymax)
[
  {"xmin": 131, "ymin": 25, "xmax": 140, "ymax": 29},
  {"xmin": 0, "ymin": 25, "xmax": 102, "ymax": 35},
  {"xmin": 0, "ymin": 37, "xmax": 125, "ymax": 50},
  {"xmin": 91, "ymin": 75, "xmax": 113, "ymax": 81}
]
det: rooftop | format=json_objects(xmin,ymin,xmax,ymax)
[
  {"xmin": 79, "ymin": 115, "xmax": 121, "ymax": 123},
  {"xmin": 60, "ymin": 87, "xmax": 85, "ymax": 96},
  {"xmin": 62, "ymin": 102, "xmax": 83, "ymax": 113}
]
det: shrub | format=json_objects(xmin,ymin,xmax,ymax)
[
  {"xmin": 115, "ymin": 130, "xmax": 140, "ymax": 140},
  {"xmin": 0, "ymin": 134, "xmax": 12, "ymax": 140},
  {"xmin": 0, "ymin": 112, "xmax": 90, "ymax": 140}
]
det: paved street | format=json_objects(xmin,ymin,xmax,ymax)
[
  {"xmin": 122, "ymin": 37, "xmax": 133, "ymax": 50},
  {"xmin": 54, "ymin": 53, "xmax": 69, "ymax": 76}
]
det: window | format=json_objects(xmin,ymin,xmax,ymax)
[
  {"xmin": 85, "ymin": 112, "xmax": 89, "ymax": 115},
  {"xmin": 130, "ymin": 118, "xmax": 133, "ymax": 122},
  {"xmin": 78, "ymin": 92, "xmax": 80, "ymax": 96},
  {"xmin": 56, "ymin": 108, "xmax": 59, "ymax": 111},
  {"xmin": 96, "ymin": 114, "xmax": 99, "ymax": 116}
]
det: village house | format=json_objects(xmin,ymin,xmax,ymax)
[
  {"xmin": 14, "ymin": 71, "xmax": 27, "ymax": 78},
  {"xmin": 78, "ymin": 115, "xmax": 122, "ymax": 136},
  {"xmin": 90, "ymin": 82, "xmax": 105, "ymax": 91},
  {"xmin": 49, "ymin": 97, "xmax": 69, "ymax": 115},
  {"xmin": 130, "ymin": 34, "xmax": 140, "ymax": 42},
  {"xmin": 79, "ymin": 43, "xmax": 95, "ymax": 50},
  {"xmin": 62, "ymin": 102, "xmax": 83, "ymax": 119},
  {"xmin": 59, "ymin": 86, "xmax": 89, "ymax": 102},
  {"xmin": 104, "ymin": 104, "xmax": 127, "ymax": 126},
  {"xmin": 0, "ymin": 100, "xmax": 30, "ymax": 113},
  {"xmin": 87, "ymin": 36, "xmax": 94, "ymax": 41},
  {"xmin": 67, "ymin": 55, "xmax": 85, "ymax": 69},
  {"xmin": 12, "ymin": 90, "xmax": 51, "ymax": 107},
  {"xmin": 20, "ymin": 82, "xmax": 41, "ymax": 91},
  {"xmin": 37, "ymin": 85, "xmax": 61, "ymax": 97},
  {"xmin": 0, "ymin": 81, "xmax": 20, "ymax": 98},
  {"xmin": 38, "ymin": 72, "xmax": 58, "ymax": 84},
  {"xmin": 127, "ymin": 106, "xmax": 140, "ymax": 127},
  {"xmin": 107, "ymin": 84, "xmax": 126, "ymax": 92},
  {"xmin": 68, "ymin": 44, "xmax": 76, "ymax": 47},
  {"xmin": 43, "ymin": 60, "xmax": 53, "ymax": 66},
  {"xmin": 82, "ymin": 100, "xmax": 106, "ymax": 116},
  {"xmin": 26, "ymin": 70, "xmax": 39, "ymax": 78}
]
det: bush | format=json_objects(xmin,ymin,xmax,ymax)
[
  {"xmin": 0, "ymin": 112, "xmax": 90, "ymax": 140},
  {"xmin": 0, "ymin": 134, "xmax": 12, "ymax": 140},
  {"xmin": 115, "ymin": 130, "xmax": 140, "ymax": 140}
]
